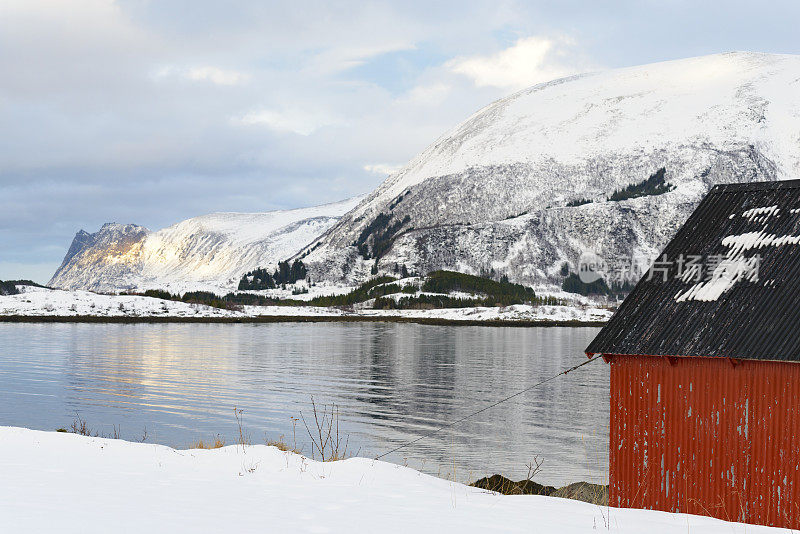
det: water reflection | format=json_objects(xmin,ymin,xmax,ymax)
[{"xmin": 0, "ymin": 322, "xmax": 608, "ymax": 485}]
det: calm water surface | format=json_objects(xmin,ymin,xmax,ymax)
[{"xmin": 0, "ymin": 322, "xmax": 608, "ymax": 485}]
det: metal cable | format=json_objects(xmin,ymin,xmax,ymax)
[{"xmin": 374, "ymin": 354, "xmax": 602, "ymax": 460}]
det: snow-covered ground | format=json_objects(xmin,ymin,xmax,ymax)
[
  {"xmin": 356, "ymin": 304, "xmax": 611, "ymax": 323},
  {"xmin": 0, "ymin": 427, "xmax": 787, "ymax": 533},
  {"xmin": 0, "ymin": 286, "xmax": 612, "ymax": 323},
  {"xmin": 235, "ymin": 281, "xmax": 358, "ymax": 302},
  {"xmin": 0, "ymin": 286, "xmax": 240, "ymax": 318}
]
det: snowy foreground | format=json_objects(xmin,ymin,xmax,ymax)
[
  {"xmin": 0, "ymin": 286, "xmax": 612, "ymax": 323},
  {"xmin": 0, "ymin": 427, "xmax": 787, "ymax": 534}
]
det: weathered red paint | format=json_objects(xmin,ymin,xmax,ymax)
[{"xmin": 608, "ymin": 354, "xmax": 800, "ymax": 529}]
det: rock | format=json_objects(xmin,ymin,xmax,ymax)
[
  {"xmin": 470, "ymin": 475, "xmax": 608, "ymax": 505},
  {"xmin": 470, "ymin": 474, "xmax": 556, "ymax": 496},
  {"xmin": 551, "ymin": 482, "xmax": 608, "ymax": 505}
]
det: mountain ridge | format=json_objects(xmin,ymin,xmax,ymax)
[
  {"xmin": 297, "ymin": 52, "xmax": 800, "ymax": 288},
  {"xmin": 49, "ymin": 197, "xmax": 363, "ymax": 293},
  {"xmin": 50, "ymin": 52, "xmax": 800, "ymax": 293}
]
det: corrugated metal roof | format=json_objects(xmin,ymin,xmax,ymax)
[{"xmin": 586, "ymin": 179, "xmax": 800, "ymax": 361}]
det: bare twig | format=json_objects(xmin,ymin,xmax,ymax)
[
  {"xmin": 300, "ymin": 396, "xmax": 350, "ymax": 462},
  {"xmin": 525, "ymin": 455, "xmax": 544, "ymax": 482},
  {"xmin": 234, "ymin": 406, "xmax": 250, "ymax": 450}
]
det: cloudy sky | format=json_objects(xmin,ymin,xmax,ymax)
[{"xmin": 2, "ymin": 0, "xmax": 800, "ymax": 283}]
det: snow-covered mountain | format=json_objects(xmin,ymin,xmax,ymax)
[
  {"xmin": 51, "ymin": 52, "xmax": 800, "ymax": 294},
  {"xmin": 49, "ymin": 197, "xmax": 362, "ymax": 293},
  {"xmin": 300, "ymin": 52, "xmax": 800, "ymax": 288}
]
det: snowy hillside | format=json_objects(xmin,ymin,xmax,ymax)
[
  {"xmin": 0, "ymin": 285, "xmax": 242, "ymax": 318},
  {"xmin": 0, "ymin": 285, "xmax": 612, "ymax": 324},
  {"xmin": 49, "ymin": 197, "xmax": 362, "ymax": 293},
  {"xmin": 300, "ymin": 52, "xmax": 800, "ymax": 287},
  {"xmin": 0, "ymin": 427, "xmax": 787, "ymax": 533}
]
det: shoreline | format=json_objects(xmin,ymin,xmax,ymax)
[{"xmin": 0, "ymin": 314, "xmax": 607, "ymax": 327}]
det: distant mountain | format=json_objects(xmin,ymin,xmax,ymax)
[
  {"xmin": 299, "ymin": 52, "xmax": 800, "ymax": 288},
  {"xmin": 52, "ymin": 52, "xmax": 800, "ymax": 295},
  {"xmin": 49, "ymin": 197, "xmax": 362, "ymax": 293}
]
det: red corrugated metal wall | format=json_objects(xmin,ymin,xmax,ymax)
[{"xmin": 609, "ymin": 355, "xmax": 800, "ymax": 529}]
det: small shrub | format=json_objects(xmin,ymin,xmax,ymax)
[
  {"xmin": 68, "ymin": 414, "xmax": 97, "ymax": 437},
  {"xmin": 300, "ymin": 397, "xmax": 350, "ymax": 462}
]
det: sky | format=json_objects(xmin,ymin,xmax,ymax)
[{"xmin": 2, "ymin": 0, "xmax": 800, "ymax": 283}]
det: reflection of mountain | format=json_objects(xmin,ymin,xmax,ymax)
[
  {"xmin": 62, "ymin": 325, "xmax": 239, "ymax": 425},
  {"xmin": 4, "ymin": 323, "xmax": 606, "ymax": 485}
]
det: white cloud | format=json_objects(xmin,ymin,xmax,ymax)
[
  {"xmin": 0, "ymin": 1, "xmax": 605, "ymax": 280},
  {"xmin": 153, "ymin": 65, "xmax": 249, "ymax": 86},
  {"xmin": 234, "ymin": 108, "xmax": 336, "ymax": 136},
  {"xmin": 309, "ymin": 42, "xmax": 416, "ymax": 75},
  {"xmin": 363, "ymin": 163, "xmax": 403, "ymax": 176},
  {"xmin": 447, "ymin": 35, "xmax": 588, "ymax": 90},
  {"xmin": 399, "ymin": 82, "xmax": 451, "ymax": 105},
  {"xmin": 187, "ymin": 66, "xmax": 249, "ymax": 86}
]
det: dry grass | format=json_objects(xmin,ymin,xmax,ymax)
[
  {"xmin": 57, "ymin": 415, "xmax": 148, "ymax": 442},
  {"xmin": 58, "ymin": 401, "xmax": 356, "ymax": 463},
  {"xmin": 234, "ymin": 406, "xmax": 251, "ymax": 448},
  {"xmin": 189, "ymin": 436, "xmax": 226, "ymax": 449},
  {"xmin": 265, "ymin": 437, "xmax": 302, "ymax": 455}
]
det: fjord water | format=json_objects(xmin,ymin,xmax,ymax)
[{"xmin": 0, "ymin": 323, "xmax": 608, "ymax": 486}]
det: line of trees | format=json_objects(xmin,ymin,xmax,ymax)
[
  {"xmin": 564, "ymin": 167, "xmax": 673, "ymax": 208},
  {"xmin": 0, "ymin": 279, "xmax": 46, "ymax": 296},
  {"xmin": 134, "ymin": 268, "xmax": 572, "ymax": 311},
  {"xmin": 608, "ymin": 167, "xmax": 673, "ymax": 202},
  {"xmin": 0, "ymin": 280, "xmax": 20, "ymax": 296},
  {"xmin": 421, "ymin": 270, "xmax": 537, "ymax": 305},
  {"xmin": 560, "ymin": 270, "xmax": 635, "ymax": 296},
  {"xmin": 238, "ymin": 260, "xmax": 308, "ymax": 291}
]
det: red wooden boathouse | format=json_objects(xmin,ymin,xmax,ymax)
[{"xmin": 586, "ymin": 179, "xmax": 800, "ymax": 529}]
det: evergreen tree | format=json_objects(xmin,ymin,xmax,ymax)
[{"xmin": 608, "ymin": 167, "xmax": 673, "ymax": 202}]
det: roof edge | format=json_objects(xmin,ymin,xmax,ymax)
[
  {"xmin": 712, "ymin": 178, "xmax": 800, "ymax": 193},
  {"xmin": 592, "ymin": 352, "xmax": 800, "ymax": 365}
]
